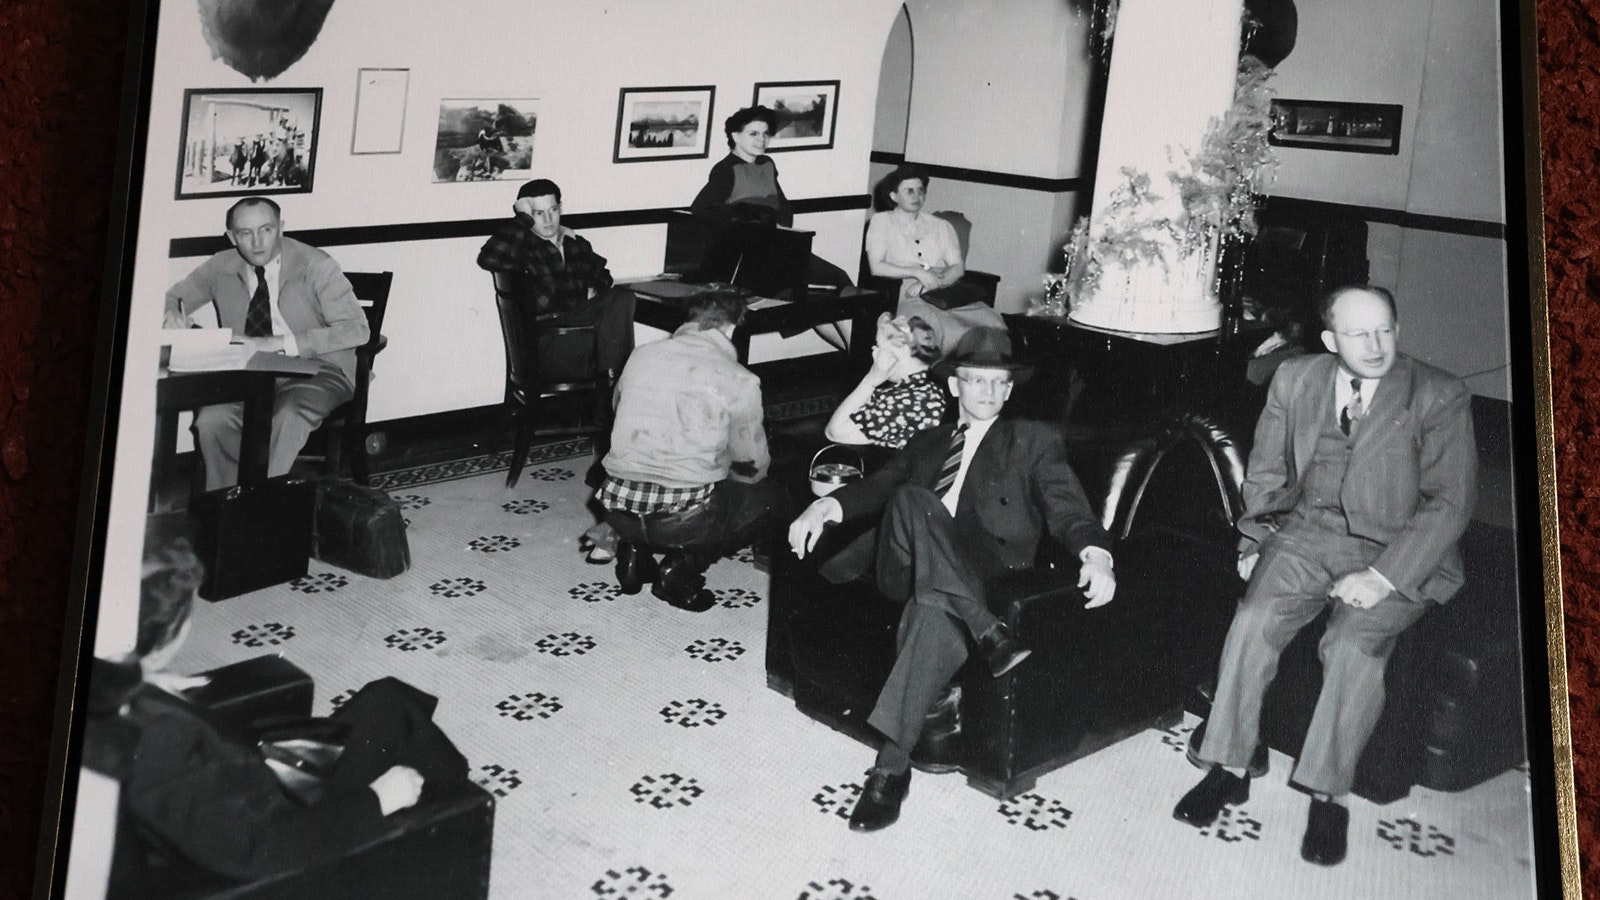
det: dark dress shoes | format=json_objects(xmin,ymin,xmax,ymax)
[
  {"xmin": 1185, "ymin": 720, "xmax": 1269, "ymax": 778},
  {"xmin": 976, "ymin": 623, "xmax": 1031, "ymax": 678},
  {"xmin": 1173, "ymin": 766, "xmax": 1250, "ymax": 828},
  {"xmin": 653, "ymin": 551, "xmax": 716, "ymax": 612},
  {"xmin": 910, "ymin": 685, "xmax": 963, "ymax": 774},
  {"xmin": 1300, "ymin": 797, "xmax": 1350, "ymax": 866},
  {"xmin": 848, "ymin": 767, "xmax": 912, "ymax": 832},
  {"xmin": 614, "ymin": 542, "xmax": 657, "ymax": 595}
]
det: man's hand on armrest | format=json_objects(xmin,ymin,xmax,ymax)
[
  {"xmin": 1077, "ymin": 546, "xmax": 1116, "ymax": 608},
  {"xmin": 788, "ymin": 497, "xmax": 842, "ymax": 559}
]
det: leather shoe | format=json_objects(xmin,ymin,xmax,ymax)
[
  {"xmin": 1300, "ymin": 797, "xmax": 1349, "ymax": 866},
  {"xmin": 976, "ymin": 623, "xmax": 1031, "ymax": 678},
  {"xmin": 1186, "ymin": 720, "xmax": 1269, "ymax": 778},
  {"xmin": 848, "ymin": 767, "xmax": 911, "ymax": 832},
  {"xmin": 1173, "ymin": 766, "xmax": 1250, "ymax": 828},
  {"xmin": 653, "ymin": 552, "xmax": 715, "ymax": 612},
  {"xmin": 910, "ymin": 685, "xmax": 963, "ymax": 774},
  {"xmin": 615, "ymin": 542, "xmax": 657, "ymax": 595}
]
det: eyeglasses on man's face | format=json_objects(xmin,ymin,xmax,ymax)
[{"xmin": 956, "ymin": 374, "xmax": 1013, "ymax": 392}]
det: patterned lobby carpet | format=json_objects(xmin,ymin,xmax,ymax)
[{"xmin": 164, "ymin": 448, "xmax": 1537, "ymax": 900}]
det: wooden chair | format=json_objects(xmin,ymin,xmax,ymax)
[
  {"xmin": 858, "ymin": 210, "xmax": 1001, "ymax": 307},
  {"xmin": 310, "ymin": 271, "xmax": 392, "ymax": 485},
  {"xmin": 491, "ymin": 271, "xmax": 609, "ymax": 488}
]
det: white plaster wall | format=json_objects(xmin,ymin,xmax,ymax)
[{"xmin": 101, "ymin": 0, "xmax": 905, "ymax": 656}]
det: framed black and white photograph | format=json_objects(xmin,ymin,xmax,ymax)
[
  {"xmin": 175, "ymin": 88, "xmax": 321, "ymax": 199},
  {"xmin": 21, "ymin": 1, "xmax": 1583, "ymax": 899},
  {"xmin": 351, "ymin": 68, "xmax": 411, "ymax": 155},
  {"xmin": 433, "ymin": 98, "xmax": 538, "ymax": 182},
  {"xmin": 1268, "ymin": 99, "xmax": 1404, "ymax": 155},
  {"xmin": 612, "ymin": 85, "xmax": 715, "ymax": 162},
  {"xmin": 752, "ymin": 79, "xmax": 840, "ymax": 151}
]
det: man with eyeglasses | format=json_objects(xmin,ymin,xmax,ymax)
[
  {"xmin": 788, "ymin": 327, "xmax": 1116, "ymax": 832},
  {"xmin": 476, "ymin": 178, "xmax": 636, "ymax": 383},
  {"xmin": 164, "ymin": 197, "xmax": 369, "ymax": 489},
  {"xmin": 1174, "ymin": 284, "xmax": 1476, "ymax": 866}
]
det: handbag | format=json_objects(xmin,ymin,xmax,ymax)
[
  {"xmin": 919, "ymin": 279, "xmax": 988, "ymax": 311},
  {"xmin": 254, "ymin": 716, "xmax": 351, "ymax": 805}
]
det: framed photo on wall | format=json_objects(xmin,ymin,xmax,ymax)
[
  {"xmin": 752, "ymin": 79, "xmax": 840, "ymax": 151},
  {"xmin": 174, "ymin": 87, "xmax": 321, "ymax": 199},
  {"xmin": 432, "ymin": 98, "xmax": 539, "ymax": 182},
  {"xmin": 1268, "ymin": 99, "xmax": 1404, "ymax": 155},
  {"xmin": 612, "ymin": 85, "xmax": 715, "ymax": 162}
]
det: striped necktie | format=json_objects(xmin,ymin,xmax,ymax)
[
  {"xmin": 1339, "ymin": 377, "xmax": 1365, "ymax": 436},
  {"xmin": 245, "ymin": 265, "xmax": 273, "ymax": 337},
  {"xmin": 933, "ymin": 424, "xmax": 968, "ymax": 497}
]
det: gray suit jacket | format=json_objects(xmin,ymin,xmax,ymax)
[
  {"xmin": 1238, "ymin": 352, "xmax": 1477, "ymax": 603},
  {"xmin": 165, "ymin": 237, "xmax": 369, "ymax": 384}
]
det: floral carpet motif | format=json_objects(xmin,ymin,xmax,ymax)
[{"xmin": 167, "ymin": 455, "xmax": 1538, "ymax": 899}]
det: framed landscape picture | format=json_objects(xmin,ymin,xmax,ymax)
[
  {"xmin": 612, "ymin": 85, "xmax": 715, "ymax": 162},
  {"xmin": 1268, "ymin": 98, "xmax": 1404, "ymax": 155},
  {"xmin": 174, "ymin": 87, "xmax": 321, "ymax": 199},
  {"xmin": 752, "ymin": 79, "xmax": 840, "ymax": 151}
]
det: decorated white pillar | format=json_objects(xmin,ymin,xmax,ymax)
[{"xmin": 1069, "ymin": 0, "xmax": 1246, "ymax": 334}]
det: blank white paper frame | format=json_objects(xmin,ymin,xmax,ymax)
[{"xmin": 351, "ymin": 67, "xmax": 410, "ymax": 155}]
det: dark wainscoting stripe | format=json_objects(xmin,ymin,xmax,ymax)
[
  {"xmin": 869, "ymin": 151, "xmax": 1087, "ymax": 194},
  {"xmin": 168, "ymin": 194, "xmax": 873, "ymax": 257},
  {"xmin": 1263, "ymin": 195, "xmax": 1506, "ymax": 240}
]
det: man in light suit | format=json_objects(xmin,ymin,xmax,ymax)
[
  {"xmin": 789, "ymin": 328, "xmax": 1117, "ymax": 832},
  {"xmin": 1174, "ymin": 285, "xmax": 1477, "ymax": 866},
  {"xmin": 165, "ymin": 197, "xmax": 369, "ymax": 490}
]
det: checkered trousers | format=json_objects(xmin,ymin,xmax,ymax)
[{"xmin": 596, "ymin": 476, "xmax": 714, "ymax": 515}]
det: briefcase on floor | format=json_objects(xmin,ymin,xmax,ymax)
[
  {"xmin": 192, "ymin": 477, "xmax": 315, "ymax": 601},
  {"xmin": 313, "ymin": 477, "xmax": 410, "ymax": 578}
]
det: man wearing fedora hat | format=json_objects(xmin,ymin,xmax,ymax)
[{"xmin": 788, "ymin": 326, "xmax": 1117, "ymax": 832}]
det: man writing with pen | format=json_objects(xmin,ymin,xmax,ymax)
[{"xmin": 163, "ymin": 197, "xmax": 369, "ymax": 490}]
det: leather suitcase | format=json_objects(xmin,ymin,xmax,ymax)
[
  {"xmin": 313, "ymin": 477, "xmax": 410, "ymax": 578},
  {"xmin": 191, "ymin": 477, "xmax": 315, "ymax": 601}
]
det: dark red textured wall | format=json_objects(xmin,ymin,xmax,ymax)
[{"xmin": 0, "ymin": 1, "xmax": 1596, "ymax": 897}]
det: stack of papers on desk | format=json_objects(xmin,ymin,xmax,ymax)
[
  {"xmin": 166, "ymin": 329, "xmax": 250, "ymax": 372},
  {"xmin": 164, "ymin": 329, "xmax": 321, "ymax": 374}
]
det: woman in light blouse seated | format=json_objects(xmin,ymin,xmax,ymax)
[
  {"xmin": 865, "ymin": 164, "xmax": 1005, "ymax": 357},
  {"xmin": 825, "ymin": 312, "xmax": 947, "ymax": 453}
]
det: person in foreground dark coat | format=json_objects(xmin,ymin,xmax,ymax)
[
  {"xmin": 1174, "ymin": 285, "xmax": 1477, "ymax": 867},
  {"xmin": 88, "ymin": 526, "xmax": 469, "ymax": 885},
  {"xmin": 788, "ymin": 327, "xmax": 1116, "ymax": 832}
]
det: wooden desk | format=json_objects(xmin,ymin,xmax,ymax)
[
  {"xmin": 153, "ymin": 355, "xmax": 314, "ymax": 501},
  {"xmin": 628, "ymin": 285, "xmax": 892, "ymax": 368}
]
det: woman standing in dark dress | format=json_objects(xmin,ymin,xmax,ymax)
[{"xmin": 693, "ymin": 105, "xmax": 853, "ymax": 349}]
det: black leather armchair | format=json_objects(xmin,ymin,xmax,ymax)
[
  {"xmin": 105, "ymin": 656, "xmax": 495, "ymax": 900},
  {"xmin": 768, "ymin": 413, "xmax": 1248, "ymax": 798}
]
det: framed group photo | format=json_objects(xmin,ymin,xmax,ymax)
[
  {"xmin": 24, "ymin": 0, "xmax": 1582, "ymax": 898},
  {"xmin": 174, "ymin": 87, "xmax": 322, "ymax": 199}
]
